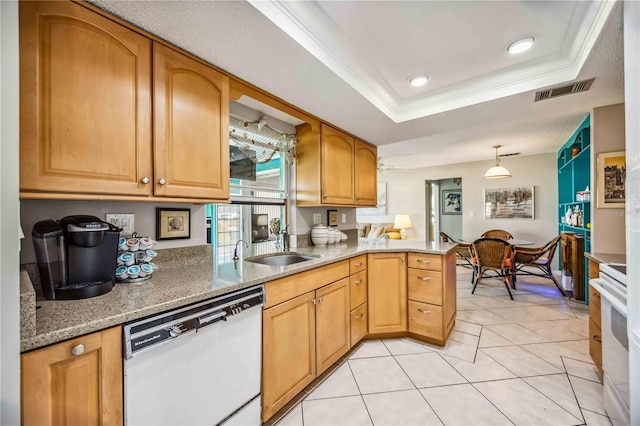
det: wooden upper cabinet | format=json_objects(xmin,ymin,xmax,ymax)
[
  {"xmin": 321, "ymin": 124, "xmax": 355, "ymax": 205},
  {"xmin": 19, "ymin": 1, "xmax": 152, "ymax": 196},
  {"xmin": 354, "ymin": 140, "xmax": 377, "ymax": 206},
  {"xmin": 153, "ymin": 43, "xmax": 230, "ymax": 200},
  {"xmin": 21, "ymin": 327, "xmax": 123, "ymax": 426}
]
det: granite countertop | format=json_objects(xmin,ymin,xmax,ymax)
[
  {"xmin": 21, "ymin": 239, "xmax": 456, "ymax": 352},
  {"xmin": 584, "ymin": 252, "xmax": 626, "ymax": 265}
]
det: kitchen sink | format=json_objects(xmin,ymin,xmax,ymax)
[{"xmin": 244, "ymin": 252, "xmax": 321, "ymax": 266}]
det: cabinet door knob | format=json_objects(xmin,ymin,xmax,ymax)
[
  {"xmin": 158, "ymin": 178, "xmax": 167, "ymax": 185},
  {"xmin": 141, "ymin": 176, "xmax": 150, "ymax": 184},
  {"xmin": 355, "ymin": 279, "xmax": 362, "ymax": 284},
  {"xmin": 417, "ymin": 308, "xmax": 431, "ymax": 315},
  {"xmin": 311, "ymin": 299, "xmax": 317, "ymax": 305},
  {"xmin": 71, "ymin": 344, "xmax": 85, "ymax": 356},
  {"xmin": 318, "ymin": 297, "xmax": 324, "ymax": 303},
  {"xmin": 418, "ymin": 276, "xmax": 432, "ymax": 281},
  {"xmin": 593, "ymin": 335, "xmax": 601, "ymax": 343},
  {"xmin": 402, "ymin": 257, "xmax": 405, "ymax": 263},
  {"xmin": 356, "ymin": 197, "xmax": 360, "ymax": 201},
  {"xmin": 323, "ymin": 194, "xmax": 328, "ymax": 199},
  {"xmin": 355, "ymin": 262, "xmax": 362, "ymax": 267},
  {"xmin": 355, "ymin": 314, "xmax": 363, "ymax": 319}
]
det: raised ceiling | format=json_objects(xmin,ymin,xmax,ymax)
[{"xmin": 89, "ymin": 0, "xmax": 624, "ymax": 169}]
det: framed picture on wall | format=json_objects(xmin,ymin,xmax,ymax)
[
  {"xmin": 442, "ymin": 189, "xmax": 462, "ymax": 215},
  {"xmin": 156, "ymin": 208, "xmax": 191, "ymax": 240},
  {"xmin": 485, "ymin": 187, "xmax": 534, "ymax": 219},
  {"xmin": 596, "ymin": 151, "xmax": 625, "ymax": 208}
]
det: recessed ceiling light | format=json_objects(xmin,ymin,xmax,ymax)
[
  {"xmin": 507, "ymin": 37, "xmax": 534, "ymax": 54},
  {"xmin": 409, "ymin": 75, "xmax": 429, "ymax": 87}
]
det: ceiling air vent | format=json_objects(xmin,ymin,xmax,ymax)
[{"xmin": 534, "ymin": 78, "xmax": 595, "ymax": 102}]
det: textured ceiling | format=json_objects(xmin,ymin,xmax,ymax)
[{"xmin": 89, "ymin": 0, "xmax": 624, "ymax": 169}]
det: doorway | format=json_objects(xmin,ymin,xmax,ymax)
[{"xmin": 425, "ymin": 178, "xmax": 462, "ymax": 242}]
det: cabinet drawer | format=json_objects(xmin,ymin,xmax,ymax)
[
  {"xmin": 350, "ymin": 303, "xmax": 368, "ymax": 347},
  {"xmin": 408, "ymin": 253, "xmax": 441, "ymax": 271},
  {"xmin": 350, "ymin": 255, "xmax": 367, "ymax": 274},
  {"xmin": 588, "ymin": 285, "xmax": 602, "ymax": 328},
  {"xmin": 589, "ymin": 318, "xmax": 602, "ymax": 369},
  {"xmin": 408, "ymin": 269, "xmax": 442, "ymax": 305},
  {"xmin": 408, "ymin": 301, "xmax": 443, "ymax": 340},
  {"xmin": 350, "ymin": 271, "xmax": 367, "ymax": 310}
]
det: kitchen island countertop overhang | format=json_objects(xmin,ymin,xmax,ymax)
[{"xmin": 21, "ymin": 240, "xmax": 457, "ymax": 352}]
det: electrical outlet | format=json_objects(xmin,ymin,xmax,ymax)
[
  {"xmin": 341, "ymin": 213, "xmax": 347, "ymax": 224},
  {"xmin": 106, "ymin": 213, "xmax": 135, "ymax": 234},
  {"xmin": 313, "ymin": 213, "xmax": 322, "ymax": 225}
]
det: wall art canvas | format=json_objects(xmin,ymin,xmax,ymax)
[
  {"xmin": 442, "ymin": 189, "xmax": 461, "ymax": 215},
  {"xmin": 484, "ymin": 187, "xmax": 534, "ymax": 219},
  {"xmin": 596, "ymin": 151, "xmax": 625, "ymax": 208}
]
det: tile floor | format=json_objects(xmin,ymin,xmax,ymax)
[{"xmin": 273, "ymin": 267, "xmax": 611, "ymax": 426}]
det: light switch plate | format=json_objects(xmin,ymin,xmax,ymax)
[
  {"xmin": 313, "ymin": 213, "xmax": 322, "ymax": 224},
  {"xmin": 341, "ymin": 213, "xmax": 347, "ymax": 223},
  {"xmin": 106, "ymin": 213, "xmax": 135, "ymax": 234}
]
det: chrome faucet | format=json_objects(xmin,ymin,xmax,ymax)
[
  {"xmin": 233, "ymin": 239, "xmax": 249, "ymax": 262},
  {"xmin": 281, "ymin": 225, "xmax": 290, "ymax": 252}
]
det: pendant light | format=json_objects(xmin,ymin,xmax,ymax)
[{"xmin": 484, "ymin": 145, "xmax": 512, "ymax": 179}]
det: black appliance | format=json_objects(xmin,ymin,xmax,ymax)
[{"xmin": 32, "ymin": 215, "xmax": 121, "ymax": 300}]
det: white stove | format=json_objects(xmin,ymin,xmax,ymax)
[{"xmin": 591, "ymin": 263, "xmax": 629, "ymax": 426}]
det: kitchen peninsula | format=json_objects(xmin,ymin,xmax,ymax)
[{"xmin": 21, "ymin": 240, "xmax": 456, "ymax": 424}]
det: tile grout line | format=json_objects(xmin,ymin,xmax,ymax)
[
  {"xmin": 468, "ymin": 381, "xmax": 517, "ymax": 425},
  {"xmin": 521, "ymin": 372, "xmax": 586, "ymax": 424}
]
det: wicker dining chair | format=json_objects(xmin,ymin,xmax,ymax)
[
  {"xmin": 481, "ymin": 229, "xmax": 513, "ymax": 240},
  {"xmin": 470, "ymin": 238, "xmax": 516, "ymax": 300},
  {"xmin": 511, "ymin": 235, "xmax": 563, "ymax": 294},
  {"xmin": 440, "ymin": 232, "xmax": 474, "ymax": 275}
]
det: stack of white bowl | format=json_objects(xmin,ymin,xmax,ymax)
[{"xmin": 311, "ymin": 224, "xmax": 328, "ymax": 246}]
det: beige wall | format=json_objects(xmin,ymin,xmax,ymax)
[
  {"xmin": 591, "ymin": 103, "xmax": 626, "ymax": 254},
  {"xmin": 362, "ymin": 153, "xmax": 558, "ymax": 246}
]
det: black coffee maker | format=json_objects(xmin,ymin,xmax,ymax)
[{"xmin": 32, "ymin": 215, "xmax": 121, "ymax": 300}]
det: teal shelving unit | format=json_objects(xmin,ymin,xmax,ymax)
[{"xmin": 557, "ymin": 115, "xmax": 591, "ymax": 303}]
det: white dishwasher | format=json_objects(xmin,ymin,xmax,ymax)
[{"xmin": 123, "ymin": 285, "xmax": 264, "ymax": 426}]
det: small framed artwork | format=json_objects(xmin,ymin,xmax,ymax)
[
  {"xmin": 485, "ymin": 187, "xmax": 534, "ymax": 219},
  {"xmin": 327, "ymin": 209, "xmax": 338, "ymax": 226},
  {"xmin": 596, "ymin": 151, "xmax": 625, "ymax": 208},
  {"xmin": 442, "ymin": 189, "xmax": 462, "ymax": 215},
  {"xmin": 156, "ymin": 208, "xmax": 191, "ymax": 240}
]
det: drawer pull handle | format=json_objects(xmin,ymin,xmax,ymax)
[
  {"xmin": 418, "ymin": 259, "xmax": 431, "ymax": 264},
  {"xmin": 593, "ymin": 335, "xmax": 601, "ymax": 343},
  {"xmin": 71, "ymin": 344, "xmax": 85, "ymax": 356},
  {"xmin": 402, "ymin": 257, "xmax": 405, "ymax": 263},
  {"xmin": 354, "ymin": 262, "xmax": 362, "ymax": 267},
  {"xmin": 355, "ymin": 314, "xmax": 363, "ymax": 319},
  {"xmin": 417, "ymin": 308, "xmax": 432, "ymax": 315},
  {"xmin": 418, "ymin": 276, "xmax": 432, "ymax": 281},
  {"xmin": 355, "ymin": 279, "xmax": 362, "ymax": 285}
]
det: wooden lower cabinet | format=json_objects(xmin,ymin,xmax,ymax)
[
  {"xmin": 406, "ymin": 251, "xmax": 457, "ymax": 345},
  {"xmin": 588, "ymin": 280, "xmax": 603, "ymax": 374},
  {"xmin": 21, "ymin": 326, "xmax": 123, "ymax": 426},
  {"xmin": 262, "ymin": 276, "xmax": 350, "ymax": 421},
  {"xmin": 262, "ymin": 292, "xmax": 316, "ymax": 422},
  {"xmin": 316, "ymin": 279, "xmax": 351, "ymax": 375},
  {"xmin": 408, "ymin": 301, "xmax": 443, "ymax": 340},
  {"xmin": 350, "ymin": 303, "xmax": 368, "ymax": 346},
  {"xmin": 367, "ymin": 253, "xmax": 407, "ymax": 334}
]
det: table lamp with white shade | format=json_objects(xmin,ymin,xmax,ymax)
[{"xmin": 394, "ymin": 214, "xmax": 412, "ymax": 240}]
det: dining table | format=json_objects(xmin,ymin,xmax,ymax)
[{"xmin": 460, "ymin": 238, "xmax": 534, "ymax": 246}]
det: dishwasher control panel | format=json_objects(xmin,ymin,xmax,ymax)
[{"xmin": 123, "ymin": 285, "xmax": 264, "ymax": 358}]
